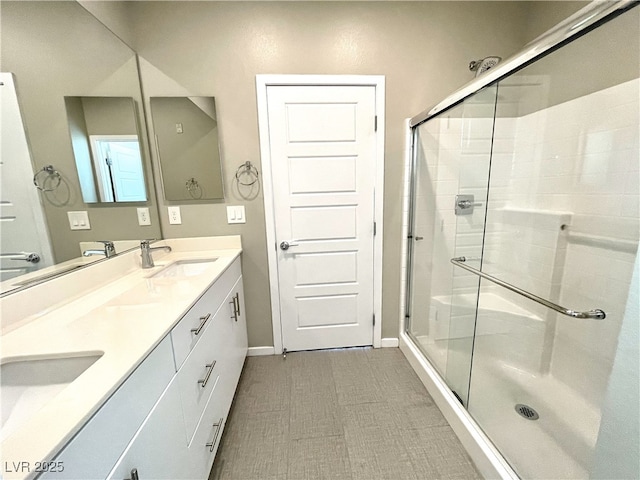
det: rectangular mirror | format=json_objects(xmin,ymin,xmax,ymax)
[
  {"xmin": 65, "ymin": 96, "xmax": 147, "ymax": 203},
  {"xmin": 150, "ymin": 97, "xmax": 224, "ymax": 201}
]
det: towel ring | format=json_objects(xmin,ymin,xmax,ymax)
[
  {"xmin": 235, "ymin": 161, "xmax": 259, "ymax": 187},
  {"xmin": 185, "ymin": 177, "xmax": 203, "ymax": 199},
  {"xmin": 33, "ymin": 165, "xmax": 62, "ymax": 192}
]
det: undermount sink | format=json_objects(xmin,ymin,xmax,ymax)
[
  {"xmin": 1, "ymin": 353, "xmax": 103, "ymax": 441},
  {"xmin": 149, "ymin": 258, "xmax": 218, "ymax": 279}
]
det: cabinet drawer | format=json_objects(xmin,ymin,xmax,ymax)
[
  {"xmin": 184, "ymin": 377, "xmax": 227, "ymax": 480},
  {"xmin": 171, "ymin": 257, "xmax": 241, "ymax": 369},
  {"xmin": 177, "ymin": 299, "xmax": 231, "ymax": 443},
  {"xmin": 41, "ymin": 337, "xmax": 174, "ymax": 480}
]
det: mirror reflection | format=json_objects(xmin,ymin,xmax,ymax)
[
  {"xmin": 151, "ymin": 97, "xmax": 224, "ymax": 201},
  {"xmin": 65, "ymin": 96, "xmax": 147, "ymax": 203},
  {"xmin": 0, "ymin": 0, "xmax": 162, "ymax": 295}
]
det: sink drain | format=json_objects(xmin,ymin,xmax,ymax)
[{"xmin": 515, "ymin": 404, "xmax": 539, "ymax": 420}]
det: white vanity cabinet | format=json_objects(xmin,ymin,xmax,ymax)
[
  {"xmin": 39, "ymin": 337, "xmax": 176, "ymax": 480},
  {"xmin": 184, "ymin": 276, "xmax": 247, "ymax": 480},
  {"xmin": 105, "ymin": 378, "xmax": 188, "ymax": 480},
  {"xmin": 39, "ymin": 257, "xmax": 247, "ymax": 480}
]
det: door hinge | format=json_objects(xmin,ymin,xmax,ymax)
[
  {"xmin": 373, "ymin": 221, "xmax": 377, "ymax": 236},
  {"xmin": 374, "ymin": 115, "xmax": 378, "ymax": 132},
  {"xmin": 373, "ymin": 314, "xmax": 376, "ymax": 326}
]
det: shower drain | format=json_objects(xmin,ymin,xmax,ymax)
[{"xmin": 515, "ymin": 404, "xmax": 539, "ymax": 420}]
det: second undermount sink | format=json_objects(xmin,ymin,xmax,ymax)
[
  {"xmin": 1, "ymin": 352, "xmax": 103, "ymax": 441},
  {"xmin": 149, "ymin": 258, "xmax": 218, "ymax": 279}
]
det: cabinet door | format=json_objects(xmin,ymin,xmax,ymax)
[
  {"xmin": 228, "ymin": 276, "xmax": 248, "ymax": 384},
  {"xmin": 41, "ymin": 337, "xmax": 175, "ymax": 480},
  {"xmin": 106, "ymin": 378, "xmax": 188, "ymax": 480}
]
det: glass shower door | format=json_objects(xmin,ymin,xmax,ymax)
[
  {"xmin": 465, "ymin": 7, "xmax": 640, "ymax": 478},
  {"xmin": 406, "ymin": 86, "xmax": 497, "ymax": 405}
]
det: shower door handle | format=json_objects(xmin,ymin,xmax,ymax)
[{"xmin": 450, "ymin": 257, "xmax": 606, "ymax": 320}]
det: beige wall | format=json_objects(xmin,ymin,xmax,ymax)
[
  {"xmin": 121, "ymin": 1, "xmax": 533, "ymax": 347},
  {"xmin": 81, "ymin": 1, "xmax": 589, "ymax": 348},
  {"xmin": 1, "ymin": 1, "xmax": 162, "ymax": 263}
]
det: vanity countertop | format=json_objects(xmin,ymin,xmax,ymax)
[{"xmin": 0, "ymin": 236, "xmax": 242, "ymax": 479}]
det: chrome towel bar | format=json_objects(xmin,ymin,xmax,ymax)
[{"xmin": 450, "ymin": 257, "xmax": 606, "ymax": 320}]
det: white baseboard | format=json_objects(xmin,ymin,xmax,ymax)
[
  {"xmin": 381, "ymin": 337, "xmax": 399, "ymax": 348},
  {"xmin": 247, "ymin": 346, "xmax": 276, "ymax": 356}
]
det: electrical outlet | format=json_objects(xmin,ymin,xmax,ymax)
[
  {"xmin": 137, "ymin": 207, "xmax": 151, "ymax": 226},
  {"xmin": 168, "ymin": 206, "xmax": 182, "ymax": 225}
]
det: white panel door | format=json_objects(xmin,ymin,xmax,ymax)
[
  {"xmin": 266, "ymin": 85, "xmax": 377, "ymax": 351},
  {"xmin": 109, "ymin": 141, "xmax": 146, "ymax": 202},
  {"xmin": 0, "ymin": 73, "xmax": 53, "ymax": 281}
]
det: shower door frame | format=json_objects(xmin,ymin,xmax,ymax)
[{"xmin": 399, "ymin": 1, "xmax": 638, "ymax": 478}]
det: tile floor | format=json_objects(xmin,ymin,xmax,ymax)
[{"xmin": 210, "ymin": 347, "xmax": 481, "ymax": 480}]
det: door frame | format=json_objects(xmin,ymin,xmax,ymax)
[{"xmin": 256, "ymin": 74, "xmax": 385, "ymax": 354}]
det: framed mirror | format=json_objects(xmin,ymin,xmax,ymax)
[
  {"xmin": 150, "ymin": 97, "xmax": 224, "ymax": 201},
  {"xmin": 65, "ymin": 96, "xmax": 147, "ymax": 203}
]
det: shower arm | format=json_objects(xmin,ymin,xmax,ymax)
[{"xmin": 450, "ymin": 257, "xmax": 606, "ymax": 320}]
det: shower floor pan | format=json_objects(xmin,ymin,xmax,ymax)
[{"xmin": 469, "ymin": 354, "xmax": 600, "ymax": 479}]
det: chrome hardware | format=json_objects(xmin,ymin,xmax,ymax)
[
  {"xmin": 450, "ymin": 257, "xmax": 606, "ymax": 319},
  {"xmin": 455, "ymin": 194, "xmax": 482, "ymax": 216},
  {"xmin": 191, "ymin": 313, "xmax": 211, "ymax": 335},
  {"xmin": 140, "ymin": 240, "xmax": 172, "ymax": 269},
  {"xmin": 205, "ymin": 418, "xmax": 224, "ymax": 452},
  {"xmin": 125, "ymin": 468, "xmax": 139, "ymax": 480},
  {"xmin": 83, "ymin": 240, "xmax": 116, "ymax": 258},
  {"xmin": 33, "ymin": 165, "xmax": 62, "ymax": 192},
  {"xmin": 198, "ymin": 361, "xmax": 217, "ymax": 388},
  {"xmin": 230, "ymin": 296, "xmax": 238, "ymax": 322},
  {"xmin": 230, "ymin": 293, "xmax": 240, "ymax": 321},
  {"xmin": 279, "ymin": 240, "xmax": 299, "ymax": 251},
  {"xmin": 7, "ymin": 252, "xmax": 41, "ymax": 263},
  {"xmin": 98, "ymin": 240, "xmax": 116, "ymax": 258}
]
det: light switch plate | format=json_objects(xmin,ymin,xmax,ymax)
[
  {"xmin": 226, "ymin": 205, "xmax": 246, "ymax": 224},
  {"xmin": 168, "ymin": 206, "xmax": 182, "ymax": 225},
  {"xmin": 68, "ymin": 211, "xmax": 91, "ymax": 230},
  {"xmin": 137, "ymin": 207, "xmax": 151, "ymax": 226}
]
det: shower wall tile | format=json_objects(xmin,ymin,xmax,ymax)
[{"xmin": 485, "ymin": 77, "xmax": 639, "ymax": 400}]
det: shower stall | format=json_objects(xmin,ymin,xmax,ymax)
[{"xmin": 401, "ymin": 1, "xmax": 639, "ymax": 479}]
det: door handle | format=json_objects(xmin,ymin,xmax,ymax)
[
  {"xmin": 279, "ymin": 240, "xmax": 299, "ymax": 251},
  {"xmin": 5, "ymin": 252, "xmax": 41, "ymax": 263}
]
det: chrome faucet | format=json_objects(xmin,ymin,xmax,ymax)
[
  {"xmin": 83, "ymin": 240, "xmax": 116, "ymax": 258},
  {"xmin": 140, "ymin": 240, "xmax": 172, "ymax": 269}
]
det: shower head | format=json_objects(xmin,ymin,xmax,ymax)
[{"xmin": 469, "ymin": 56, "xmax": 502, "ymax": 77}]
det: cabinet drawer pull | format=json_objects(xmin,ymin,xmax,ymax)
[
  {"xmin": 205, "ymin": 418, "xmax": 224, "ymax": 452},
  {"xmin": 191, "ymin": 313, "xmax": 211, "ymax": 335},
  {"xmin": 235, "ymin": 292, "xmax": 241, "ymax": 317},
  {"xmin": 198, "ymin": 360, "xmax": 217, "ymax": 388},
  {"xmin": 229, "ymin": 297, "xmax": 238, "ymax": 322}
]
